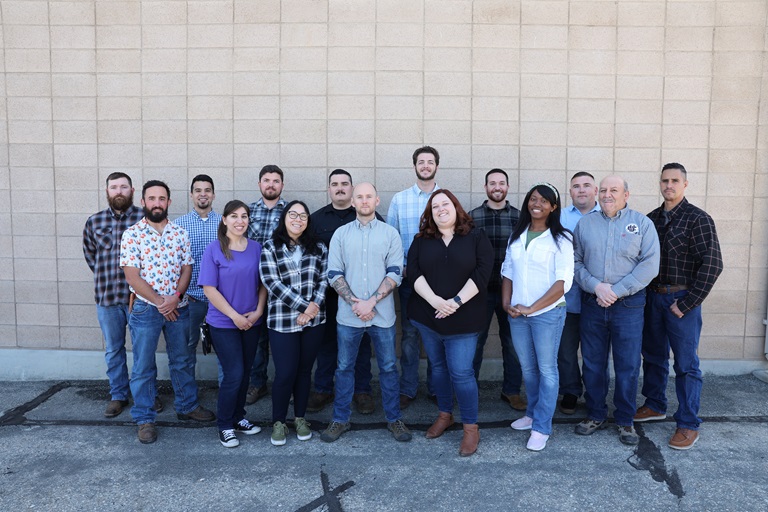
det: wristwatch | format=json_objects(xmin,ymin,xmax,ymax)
[
  {"xmin": 175, "ymin": 291, "xmax": 184, "ymax": 301},
  {"xmin": 453, "ymin": 296, "xmax": 463, "ymax": 306}
]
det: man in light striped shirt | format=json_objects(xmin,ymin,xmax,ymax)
[{"xmin": 386, "ymin": 146, "xmax": 441, "ymax": 408}]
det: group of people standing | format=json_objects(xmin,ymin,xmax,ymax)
[{"xmin": 83, "ymin": 145, "xmax": 722, "ymax": 456}]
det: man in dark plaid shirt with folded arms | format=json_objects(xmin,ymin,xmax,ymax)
[
  {"xmin": 634, "ymin": 162, "xmax": 723, "ymax": 451},
  {"xmin": 83, "ymin": 172, "xmax": 142, "ymax": 418}
]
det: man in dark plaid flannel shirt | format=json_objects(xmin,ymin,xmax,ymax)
[
  {"xmin": 635, "ymin": 163, "xmax": 723, "ymax": 451},
  {"xmin": 83, "ymin": 172, "xmax": 142, "ymax": 419}
]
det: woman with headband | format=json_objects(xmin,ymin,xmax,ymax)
[{"xmin": 501, "ymin": 182, "xmax": 574, "ymax": 451}]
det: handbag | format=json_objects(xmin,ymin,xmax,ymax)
[{"xmin": 200, "ymin": 321, "xmax": 213, "ymax": 355}]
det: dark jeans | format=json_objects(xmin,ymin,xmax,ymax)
[
  {"xmin": 557, "ymin": 312, "xmax": 584, "ymax": 397},
  {"xmin": 398, "ymin": 283, "xmax": 433, "ymax": 398},
  {"xmin": 580, "ymin": 290, "xmax": 645, "ymax": 426},
  {"xmin": 473, "ymin": 291, "xmax": 523, "ymax": 395},
  {"xmin": 210, "ymin": 324, "xmax": 260, "ymax": 431},
  {"xmin": 313, "ymin": 291, "xmax": 373, "ymax": 395},
  {"xmin": 269, "ymin": 324, "xmax": 325, "ymax": 423},
  {"xmin": 248, "ymin": 328, "xmax": 270, "ymax": 389},
  {"xmin": 641, "ymin": 290, "xmax": 703, "ymax": 430}
]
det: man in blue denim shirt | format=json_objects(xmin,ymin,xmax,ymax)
[
  {"xmin": 573, "ymin": 176, "xmax": 660, "ymax": 446},
  {"xmin": 321, "ymin": 183, "xmax": 412, "ymax": 443}
]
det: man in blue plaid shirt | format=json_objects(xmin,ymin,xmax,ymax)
[
  {"xmin": 83, "ymin": 172, "xmax": 143, "ymax": 418},
  {"xmin": 246, "ymin": 164, "xmax": 287, "ymax": 404},
  {"xmin": 174, "ymin": 174, "xmax": 221, "ymax": 376},
  {"xmin": 386, "ymin": 146, "xmax": 441, "ymax": 408}
]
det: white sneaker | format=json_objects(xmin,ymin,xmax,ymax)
[
  {"xmin": 510, "ymin": 416, "xmax": 533, "ymax": 431},
  {"xmin": 527, "ymin": 431, "xmax": 549, "ymax": 451}
]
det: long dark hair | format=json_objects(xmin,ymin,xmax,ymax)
[
  {"xmin": 509, "ymin": 183, "xmax": 571, "ymax": 249},
  {"xmin": 218, "ymin": 200, "xmax": 251, "ymax": 261},
  {"xmin": 416, "ymin": 189, "xmax": 474, "ymax": 239},
  {"xmin": 272, "ymin": 200, "xmax": 323, "ymax": 256}
]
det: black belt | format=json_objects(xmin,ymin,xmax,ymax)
[{"xmin": 650, "ymin": 284, "xmax": 688, "ymax": 294}]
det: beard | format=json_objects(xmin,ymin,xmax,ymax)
[
  {"xmin": 416, "ymin": 169, "xmax": 437, "ymax": 182},
  {"xmin": 108, "ymin": 191, "xmax": 134, "ymax": 212},
  {"xmin": 261, "ymin": 188, "xmax": 281, "ymax": 201},
  {"xmin": 143, "ymin": 206, "xmax": 168, "ymax": 223}
]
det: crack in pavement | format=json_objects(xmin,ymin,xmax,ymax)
[
  {"xmin": 0, "ymin": 382, "xmax": 71, "ymax": 426},
  {"xmin": 628, "ymin": 425, "xmax": 685, "ymax": 501},
  {"xmin": 295, "ymin": 467, "xmax": 355, "ymax": 512}
]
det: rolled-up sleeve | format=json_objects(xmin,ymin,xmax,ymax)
[{"xmin": 384, "ymin": 230, "xmax": 404, "ymax": 286}]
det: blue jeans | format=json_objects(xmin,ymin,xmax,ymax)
[
  {"xmin": 333, "ymin": 324, "xmax": 401, "ymax": 423},
  {"xmin": 269, "ymin": 324, "xmax": 325, "ymax": 423},
  {"xmin": 580, "ymin": 290, "xmax": 646, "ymax": 426},
  {"xmin": 188, "ymin": 299, "xmax": 224, "ymax": 384},
  {"xmin": 313, "ymin": 292, "xmax": 373, "ymax": 395},
  {"xmin": 412, "ymin": 320, "xmax": 479, "ymax": 424},
  {"xmin": 509, "ymin": 307, "xmax": 566, "ymax": 435},
  {"xmin": 641, "ymin": 290, "xmax": 703, "ymax": 430},
  {"xmin": 97, "ymin": 304, "xmax": 131, "ymax": 401},
  {"xmin": 398, "ymin": 284, "xmax": 432, "ymax": 398},
  {"xmin": 473, "ymin": 291, "xmax": 523, "ymax": 394},
  {"xmin": 211, "ymin": 324, "xmax": 261, "ymax": 431},
  {"xmin": 248, "ymin": 328, "xmax": 270, "ymax": 389},
  {"xmin": 128, "ymin": 301, "xmax": 200, "ymax": 424},
  {"xmin": 557, "ymin": 312, "xmax": 584, "ymax": 397}
]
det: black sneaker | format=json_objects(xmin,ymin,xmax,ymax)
[
  {"xmin": 234, "ymin": 418, "xmax": 261, "ymax": 435},
  {"xmin": 387, "ymin": 420, "xmax": 412, "ymax": 442},
  {"xmin": 560, "ymin": 394, "xmax": 578, "ymax": 415},
  {"xmin": 219, "ymin": 429, "xmax": 239, "ymax": 448}
]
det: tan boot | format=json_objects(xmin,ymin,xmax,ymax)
[
  {"xmin": 425, "ymin": 412, "xmax": 454, "ymax": 439},
  {"xmin": 459, "ymin": 423, "xmax": 479, "ymax": 457}
]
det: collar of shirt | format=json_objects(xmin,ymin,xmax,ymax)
[
  {"xmin": 109, "ymin": 204, "xmax": 139, "ymax": 221},
  {"xmin": 188, "ymin": 208, "xmax": 217, "ymax": 221},
  {"xmin": 410, "ymin": 182, "xmax": 439, "ymax": 197},
  {"xmin": 255, "ymin": 197, "xmax": 286, "ymax": 211},
  {"xmin": 600, "ymin": 205, "xmax": 629, "ymax": 220},
  {"xmin": 352, "ymin": 217, "xmax": 379, "ymax": 230},
  {"xmin": 481, "ymin": 199, "xmax": 513, "ymax": 213},
  {"xmin": 565, "ymin": 203, "xmax": 600, "ymax": 215},
  {"xmin": 664, "ymin": 197, "xmax": 688, "ymax": 218}
]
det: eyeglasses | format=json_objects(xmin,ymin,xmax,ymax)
[{"xmin": 287, "ymin": 211, "xmax": 308, "ymax": 221}]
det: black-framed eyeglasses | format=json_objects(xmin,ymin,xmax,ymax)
[{"xmin": 288, "ymin": 211, "xmax": 308, "ymax": 221}]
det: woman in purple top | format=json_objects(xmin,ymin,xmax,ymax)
[{"xmin": 198, "ymin": 200, "xmax": 267, "ymax": 448}]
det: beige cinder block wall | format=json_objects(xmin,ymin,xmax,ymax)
[{"xmin": 1, "ymin": 0, "xmax": 767, "ymax": 378}]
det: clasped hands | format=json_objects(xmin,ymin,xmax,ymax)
[
  {"xmin": 594, "ymin": 283, "xmax": 618, "ymax": 308},
  {"xmin": 433, "ymin": 297, "xmax": 459, "ymax": 319},
  {"xmin": 351, "ymin": 297, "xmax": 376, "ymax": 322},
  {"xmin": 157, "ymin": 294, "xmax": 180, "ymax": 321},
  {"xmin": 297, "ymin": 301, "xmax": 321, "ymax": 326}
]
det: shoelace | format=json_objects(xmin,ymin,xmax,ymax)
[
  {"xmin": 238, "ymin": 419, "xmax": 253, "ymax": 429},
  {"xmin": 392, "ymin": 421, "xmax": 407, "ymax": 434},
  {"xmin": 221, "ymin": 429, "xmax": 236, "ymax": 441},
  {"xmin": 329, "ymin": 422, "xmax": 344, "ymax": 433}
]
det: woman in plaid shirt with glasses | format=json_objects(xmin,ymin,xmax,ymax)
[{"xmin": 259, "ymin": 200, "xmax": 328, "ymax": 446}]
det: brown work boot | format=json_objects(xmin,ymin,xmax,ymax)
[
  {"xmin": 459, "ymin": 423, "xmax": 480, "ymax": 457},
  {"xmin": 399, "ymin": 394, "xmax": 415, "ymax": 410},
  {"xmin": 669, "ymin": 428, "xmax": 699, "ymax": 450},
  {"xmin": 426, "ymin": 412, "xmax": 454, "ymax": 439},
  {"xmin": 138, "ymin": 423, "xmax": 157, "ymax": 444},
  {"xmin": 104, "ymin": 399, "xmax": 129, "ymax": 418},
  {"xmin": 177, "ymin": 405, "xmax": 215, "ymax": 422},
  {"xmin": 353, "ymin": 393, "xmax": 375, "ymax": 415},
  {"xmin": 245, "ymin": 385, "xmax": 269, "ymax": 405},
  {"xmin": 500, "ymin": 392, "xmax": 527, "ymax": 411},
  {"xmin": 306, "ymin": 392, "xmax": 334, "ymax": 413}
]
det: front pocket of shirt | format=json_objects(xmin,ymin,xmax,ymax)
[{"xmin": 94, "ymin": 227, "xmax": 113, "ymax": 250}]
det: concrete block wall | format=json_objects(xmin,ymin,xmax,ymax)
[{"xmin": 1, "ymin": 0, "xmax": 767, "ymax": 375}]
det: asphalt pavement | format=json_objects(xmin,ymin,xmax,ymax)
[{"xmin": 1, "ymin": 375, "xmax": 767, "ymax": 511}]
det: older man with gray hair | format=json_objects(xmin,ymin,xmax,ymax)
[{"xmin": 572, "ymin": 176, "xmax": 660, "ymax": 446}]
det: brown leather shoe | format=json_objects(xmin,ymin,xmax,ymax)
[
  {"xmin": 399, "ymin": 394, "xmax": 415, "ymax": 410},
  {"xmin": 245, "ymin": 385, "xmax": 269, "ymax": 405},
  {"xmin": 500, "ymin": 392, "xmax": 527, "ymax": 411},
  {"xmin": 669, "ymin": 428, "xmax": 699, "ymax": 450},
  {"xmin": 138, "ymin": 423, "xmax": 157, "ymax": 444},
  {"xmin": 152, "ymin": 396, "xmax": 164, "ymax": 413},
  {"xmin": 306, "ymin": 392, "xmax": 334, "ymax": 412},
  {"xmin": 634, "ymin": 405, "xmax": 666, "ymax": 422},
  {"xmin": 104, "ymin": 399, "xmax": 129, "ymax": 418},
  {"xmin": 426, "ymin": 412, "xmax": 454, "ymax": 439},
  {"xmin": 177, "ymin": 405, "xmax": 215, "ymax": 422},
  {"xmin": 353, "ymin": 393, "xmax": 375, "ymax": 415},
  {"xmin": 459, "ymin": 423, "xmax": 479, "ymax": 457}
]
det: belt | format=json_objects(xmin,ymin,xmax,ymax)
[{"xmin": 651, "ymin": 284, "xmax": 688, "ymax": 294}]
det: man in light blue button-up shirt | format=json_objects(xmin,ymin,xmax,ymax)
[
  {"xmin": 386, "ymin": 146, "xmax": 441, "ymax": 406},
  {"xmin": 321, "ymin": 183, "xmax": 412, "ymax": 443},
  {"xmin": 557, "ymin": 172, "xmax": 601, "ymax": 415},
  {"xmin": 573, "ymin": 176, "xmax": 660, "ymax": 446}
]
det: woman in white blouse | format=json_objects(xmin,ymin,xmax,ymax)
[{"xmin": 501, "ymin": 183, "xmax": 574, "ymax": 451}]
